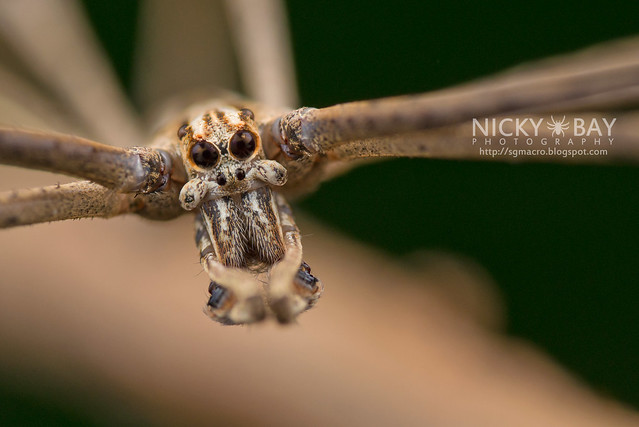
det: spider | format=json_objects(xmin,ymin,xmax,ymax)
[
  {"xmin": 1, "ymin": 1, "xmax": 638, "ymax": 326},
  {"xmin": 546, "ymin": 115, "xmax": 570, "ymax": 137}
]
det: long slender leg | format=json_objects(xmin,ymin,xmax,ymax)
[
  {"xmin": 223, "ymin": 0, "xmax": 298, "ymax": 108},
  {"xmin": 0, "ymin": 62, "xmax": 84, "ymax": 135},
  {"xmin": 261, "ymin": 37, "xmax": 639, "ymax": 167},
  {"xmin": 133, "ymin": 0, "xmax": 239, "ymax": 111},
  {"xmin": 195, "ymin": 213, "xmax": 266, "ymax": 325},
  {"xmin": 259, "ymin": 39, "xmax": 639, "ymax": 195},
  {"xmin": 0, "ymin": 128, "xmax": 173, "ymax": 193},
  {"xmin": 338, "ymin": 113, "xmax": 639, "ymax": 161},
  {"xmin": 0, "ymin": 181, "xmax": 139, "ymax": 228},
  {"xmin": 0, "ymin": 0, "xmax": 143, "ymax": 147},
  {"xmin": 0, "ymin": 178, "xmax": 184, "ymax": 229},
  {"xmin": 277, "ymin": 111, "xmax": 639, "ymax": 196},
  {"xmin": 266, "ymin": 64, "xmax": 639, "ymax": 158},
  {"xmin": 268, "ymin": 193, "xmax": 323, "ymax": 323}
]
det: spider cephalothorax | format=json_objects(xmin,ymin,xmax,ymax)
[{"xmin": 174, "ymin": 106, "xmax": 322, "ymax": 324}]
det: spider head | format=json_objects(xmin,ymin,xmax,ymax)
[
  {"xmin": 177, "ymin": 107, "xmax": 287, "ymax": 210},
  {"xmin": 179, "ymin": 107, "xmax": 261, "ymax": 187}
]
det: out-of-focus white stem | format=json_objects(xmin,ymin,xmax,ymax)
[
  {"xmin": 224, "ymin": 0, "xmax": 299, "ymax": 108},
  {"xmin": 0, "ymin": 0, "xmax": 143, "ymax": 147},
  {"xmin": 133, "ymin": 0, "xmax": 240, "ymax": 116}
]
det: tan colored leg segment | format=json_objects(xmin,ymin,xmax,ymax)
[
  {"xmin": 268, "ymin": 193, "xmax": 323, "ymax": 323},
  {"xmin": 0, "ymin": 181, "xmax": 138, "ymax": 228},
  {"xmin": 0, "ymin": 128, "xmax": 172, "ymax": 193}
]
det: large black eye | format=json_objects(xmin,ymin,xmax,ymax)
[
  {"xmin": 229, "ymin": 130, "xmax": 257, "ymax": 160},
  {"xmin": 190, "ymin": 140, "xmax": 219, "ymax": 168}
]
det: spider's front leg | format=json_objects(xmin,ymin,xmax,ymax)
[
  {"xmin": 268, "ymin": 193, "xmax": 323, "ymax": 323},
  {"xmin": 0, "ymin": 128, "xmax": 172, "ymax": 193},
  {"xmin": 259, "ymin": 39, "xmax": 639, "ymax": 184},
  {"xmin": 0, "ymin": 128, "xmax": 185, "ymax": 227},
  {"xmin": 194, "ymin": 213, "xmax": 266, "ymax": 325}
]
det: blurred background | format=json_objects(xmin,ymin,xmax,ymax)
[
  {"xmin": 292, "ymin": 0, "xmax": 639, "ymax": 409},
  {"xmin": 286, "ymin": 0, "xmax": 639, "ymax": 409},
  {"xmin": 1, "ymin": 0, "xmax": 639, "ymax": 425}
]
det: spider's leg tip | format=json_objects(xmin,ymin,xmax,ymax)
[
  {"xmin": 204, "ymin": 283, "xmax": 266, "ymax": 325},
  {"xmin": 269, "ymin": 296, "xmax": 297, "ymax": 324}
]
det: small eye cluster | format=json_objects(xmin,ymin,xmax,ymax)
[{"xmin": 178, "ymin": 109, "xmax": 258, "ymax": 169}]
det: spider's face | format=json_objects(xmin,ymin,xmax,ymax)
[
  {"xmin": 176, "ymin": 107, "xmax": 287, "ymax": 210},
  {"xmin": 179, "ymin": 107, "xmax": 262, "ymax": 186},
  {"xmin": 178, "ymin": 108, "xmax": 264, "ymax": 183}
]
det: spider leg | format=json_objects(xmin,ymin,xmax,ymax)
[
  {"xmin": 0, "ymin": 179, "xmax": 184, "ymax": 229},
  {"xmin": 0, "ymin": 56, "xmax": 84, "ymax": 135},
  {"xmin": 134, "ymin": 0, "xmax": 239, "ymax": 111},
  {"xmin": 261, "ymin": 37, "xmax": 639, "ymax": 179},
  {"xmin": 265, "ymin": 62, "xmax": 639, "ymax": 159},
  {"xmin": 0, "ymin": 181, "xmax": 137, "ymax": 228},
  {"xmin": 0, "ymin": 128, "xmax": 174, "ymax": 193},
  {"xmin": 321, "ymin": 112, "xmax": 639, "ymax": 161},
  {"xmin": 195, "ymin": 213, "xmax": 266, "ymax": 325},
  {"xmin": 267, "ymin": 193, "xmax": 323, "ymax": 323},
  {"xmin": 0, "ymin": 0, "xmax": 142, "ymax": 146},
  {"xmin": 224, "ymin": 0, "xmax": 298, "ymax": 108},
  {"xmin": 273, "ymin": 111, "xmax": 639, "ymax": 195}
]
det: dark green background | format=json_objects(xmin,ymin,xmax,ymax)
[
  {"xmin": 5, "ymin": 0, "xmax": 639, "ymax": 424},
  {"xmin": 293, "ymin": 0, "xmax": 639, "ymax": 409}
]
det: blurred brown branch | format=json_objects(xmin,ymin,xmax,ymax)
[{"xmin": 0, "ymin": 191, "xmax": 637, "ymax": 425}]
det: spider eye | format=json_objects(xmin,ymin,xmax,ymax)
[
  {"xmin": 177, "ymin": 123, "xmax": 189, "ymax": 139},
  {"xmin": 190, "ymin": 140, "xmax": 219, "ymax": 168},
  {"xmin": 229, "ymin": 130, "xmax": 257, "ymax": 160},
  {"xmin": 239, "ymin": 108, "xmax": 255, "ymax": 121}
]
